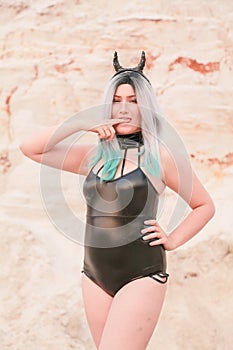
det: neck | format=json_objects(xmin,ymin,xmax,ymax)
[{"xmin": 116, "ymin": 131, "xmax": 144, "ymax": 149}]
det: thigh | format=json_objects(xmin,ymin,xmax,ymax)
[
  {"xmin": 99, "ymin": 277, "xmax": 167, "ymax": 350},
  {"xmin": 81, "ymin": 273, "xmax": 113, "ymax": 348}
]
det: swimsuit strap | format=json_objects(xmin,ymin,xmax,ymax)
[
  {"xmin": 121, "ymin": 148, "xmax": 128, "ymax": 176},
  {"xmin": 138, "ymin": 145, "xmax": 141, "ymax": 168},
  {"xmin": 121, "ymin": 145, "xmax": 141, "ymax": 176},
  {"xmin": 96, "ymin": 164, "xmax": 104, "ymax": 176}
]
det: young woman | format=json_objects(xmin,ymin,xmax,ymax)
[{"xmin": 20, "ymin": 52, "xmax": 215, "ymax": 350}]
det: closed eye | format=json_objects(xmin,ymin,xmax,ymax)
[{"xmin": 113, "ymin": 99, "xmax": 137, "ymax": 103}]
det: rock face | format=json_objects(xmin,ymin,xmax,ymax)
[{"xmin": 0, "ymin": 1, "xmax": 232, "ymax": 349}]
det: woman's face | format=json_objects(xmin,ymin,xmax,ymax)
[{"xmin": 111, "ymin": 84, "xmax": 141, "ymax": 134}]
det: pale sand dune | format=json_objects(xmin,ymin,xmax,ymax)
[{"xmin": 1, "ymin": 0, "xmax": 233, "ymax": 349}]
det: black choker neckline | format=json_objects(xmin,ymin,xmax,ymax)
[{"xmin": 116, "ymin": 131, "xmax": 144, "ymax": 149}]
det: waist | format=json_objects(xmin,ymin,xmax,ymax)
[
  {"xmin": 85, "ymin": 215, "xmax": 153, "ymax": 248},
  {"xmin": 86, "ymin": 212, "xmax": 152, "ymax": 226}
]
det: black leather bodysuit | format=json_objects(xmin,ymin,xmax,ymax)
[{"xmin": 82, "ymin": 132, "xmax": 169, "ymax": 297}]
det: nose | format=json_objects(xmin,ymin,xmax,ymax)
[{"xmin": 119, "ymin": 102, "xmax": 129, "ymax": 115}]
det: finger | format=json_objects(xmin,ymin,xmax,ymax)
[
  {"xmin": 106, "ymin": 126, "xmax": 116, "ymax": 141},
  {"xmin": 142, "ymin": 231, "xmax": 161, "ymax": 240},
  {"xmin": 103, "ymin": 127, "xmax": 111, "ymax": 137},
  {"xmin": 96, "ymin": 128, "xmax": 107, "ymax": 139},
  {"xmin": 142, "ymin": 233, "xmax": 157, "ymax": 241},
  {"xmin": 141, "ymin": 226, "xmax": 160, "ymax": 234},
  {"xmin": 149, "ymin": 238, "xmax": 167, "ymax": 246},
  {"xmin": 89, "ymin": 118, "xmax": 130, "ymax": 131},
  {"xmin": 144, "ymin": 219, "xmax": 157, "ymax": 226},
  {"xmin": 98, "ymin": 126, "xmax": 116, "ymax": 141},
  {"xmin": 106, "ymin": 118, "xmax": 131, "ymax": 125}
]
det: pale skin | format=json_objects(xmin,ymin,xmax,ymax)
[{"xmin": 20, "ymin": 84, "xmax": 215, "ymax": 349}]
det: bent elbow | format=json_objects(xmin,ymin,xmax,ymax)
[
  {"xmin": 208, "ymin": 198, "xmax": 216, "ymax": 219},
  {"xmin": 19, "ymin": 143, "xmax": 30, "ymax": 157},
  {"xmin": 19, "ymin": 142, "xmax": 36, "ymax": 160}
]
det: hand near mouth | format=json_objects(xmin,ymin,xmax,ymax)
[{"xmin": 87, "ymin": 118, "xmax": 130, "ymax": 141}]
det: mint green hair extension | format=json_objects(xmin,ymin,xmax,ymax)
[
  {"xmin": 90, "ymin": 140, "xmax": 121, "ymax": 181},
  {"xmin": 143, "ymin": 153, "xmax": 160, "ymax": 177}
]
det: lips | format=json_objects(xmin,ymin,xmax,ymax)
[{"xmin": 118, "ymin": 117, "xmax": 132, "ymax": 123}]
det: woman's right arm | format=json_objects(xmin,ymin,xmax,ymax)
[{"xmin": 19, "ymin": 117, "xmax": 127, "ymax": 175}]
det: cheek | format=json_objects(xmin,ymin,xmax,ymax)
[
  {"xmin": 131, "ymin": 107, "xmax": 141, "ymax": 122},
  {"xmin": 136, "ymin": 110, "xmax": 141, "ymax": 121},
  {"xmin": 111, "ymin": 104, "xmax": 118, "ymax": 117},
  {"xmin": 130, "ymin": 104, "xmax": 140, "ymax": 115}
]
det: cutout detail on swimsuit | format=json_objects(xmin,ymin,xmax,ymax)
[{"xmin": 149, "ymin": 272, "xmax": 169, "ymax": 284}]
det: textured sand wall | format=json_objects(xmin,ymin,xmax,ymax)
[{"xmin": 0, "ymin": 1, "xmax": 233, "ymax": 349}]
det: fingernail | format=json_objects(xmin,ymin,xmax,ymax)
[
  {"xmin": 142, "ymin": 236, "xmax": 147, "ymax": 240},
  {"xmin": 141, "ymin": 229, "xmax": 146, "ymax": 234}
]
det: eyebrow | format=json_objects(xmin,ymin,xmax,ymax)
[{"xmin": 114, "ymin": 94, "xmax": 137, "ymax": 98}]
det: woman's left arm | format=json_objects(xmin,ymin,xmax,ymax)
[
  {"xmin": 164, "ymin": 173, "xmax": 215, "ymax": 251},
  {"xmin": 162, "ymin": 147, "xmax": 215, "ymax": 251},
  {"xmin": 142, "ymin": 147, "xmax": 215, "ymax": 251}
]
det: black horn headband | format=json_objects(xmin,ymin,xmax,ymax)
[{"xmin": 112, "ymin": 51, "xmax": 151, "ymax": 84}]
